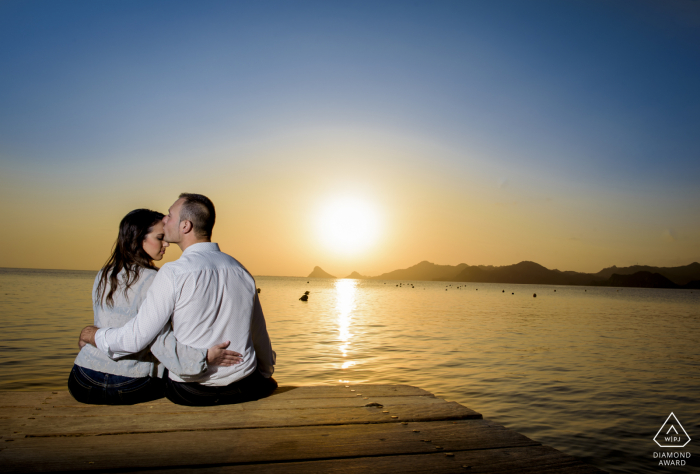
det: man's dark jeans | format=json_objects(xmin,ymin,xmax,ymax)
[
  {"xmin": 67, "ymin": 364, "xmax": 165, "ymax": 405},
  {"xmin": 165, "ymin": 370, "xmax": 277, "ymax": 406}
]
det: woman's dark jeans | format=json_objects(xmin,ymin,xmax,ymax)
[
  {"xmin": 67, "ymin": 364, "xmax": 165, "ymax": 405},
  {"xmin": 165, "ymin": 370, "xmax": 277, "ymax": 406}
]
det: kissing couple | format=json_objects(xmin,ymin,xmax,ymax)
[{"xmin": 70, "ymin": 193, "xmax": 277, "ymax": 406}]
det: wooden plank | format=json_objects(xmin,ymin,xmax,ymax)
[
  {"xmin": 0, "ymin": 393, "xmax": 62, "ymax": 438},
  {"xmin": 19, "ymin": 402, "xmax": 480, "ymax": 437},
  {"xmin": 0, "ymin": 392, "xmax": 56, "ymax": 407},
  {"xmin": 0, "ymin": 419, "xmax": 540, "ymax": 473},
  {"xmin": 0, "ymin": 385, "xmax": 433, "ymax": 408},
  {"xmin": 239, "ymin": 384, "xmax": 435, "ymax": 400},
  {"xmin": 0, "ymin": 417, "xmax": 40, "ymax": 438},
  {"xmin": 0, "ymin": 394, "xmax": 481, "ymax": 440},
  {"xmin": 126, "ymin": 446, "xmax": 605, "ymax": 474},
  {"xmin": 1, "ymin": 395, "xmax": 456, "ymax": 418}
]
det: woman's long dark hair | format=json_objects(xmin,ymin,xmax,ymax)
[{"xmin": 96, "ymin": 209, "xmax": 165, "ymax": 308}]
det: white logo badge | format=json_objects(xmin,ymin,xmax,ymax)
[{"xmin": 654, "ymin": 412, "xmax": 691, "ymax": 448}]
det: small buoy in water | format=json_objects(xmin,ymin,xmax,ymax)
[
  {"xmin": 257, "ymin": 288, "xmax": 261, "ymax": 293},
  {"xmin": 533, "ymin": 293, "xmax": 537, "ymax": 297},
  {"xmin": 299, "ymin": 294, "xmax": 308, "ymax": 301},
  {"xmin": 307, "ymin": 281, "xmax": 309, "ymax": 283},
  {"xmin": 502, "ymin": 290, "xmax": 504, "ymax": 292},
  {"xmin": 554, "ymin": 289, "xmax": 556, "ymax": 292},
  {"xmin": 512, "ymin": 292, "xmax": 514, "ymax": 295}
]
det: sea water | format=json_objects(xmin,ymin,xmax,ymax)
[{"xmin": 0, "ymin": 268, "xmax": 698, "ymax": 473}]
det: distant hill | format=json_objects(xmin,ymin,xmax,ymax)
[
  {"xmin": 593, "ymin": 271, "xmax": 678, "ymax": 289},
  {"xmin": 307, "ymin": 266, "xmax": 335, "ymax": 278},
  {"xmin": 593, "ymin": 271, "xmax": 700, "ymax": 289},
  {"xmin": 344, "ymin": 271, "xmax": 365, "ymax": 279},
  {"xmin": 369, "ymin": 260, "xmax": 469, "ymax": 281},
  {"xmin": 306, "ymin": 260, "xmax": 700, "ymax": 289},
  {"xmin": 594, "ymin": 262, "xmax": 700, "ymax": 286},
  {"xmin": 606, "ymin": 272, "xmax": 679, "ymax": 288},
  {"xmin": 441, "ymin": 261, "xmax": 602, "ymax": 286}
]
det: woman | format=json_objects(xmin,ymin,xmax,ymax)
[{"xmin": 68, "ymin": 209, "xmax": 239, "ymax": 405}]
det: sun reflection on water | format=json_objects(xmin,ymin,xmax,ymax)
[{"xmin": 335, "ymin": 279, "xmax": 357, "ymax": 371}]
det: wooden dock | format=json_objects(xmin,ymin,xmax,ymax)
[{"xmin": 0, "ymin": 384, "xmax": 604, "ymax": 473}]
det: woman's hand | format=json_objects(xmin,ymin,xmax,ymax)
[{"xmin": 206, "ymin": 341, "xmax": 243, "ymax": 367}]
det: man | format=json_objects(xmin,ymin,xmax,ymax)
[{"xmin": 80, "ymin": 193, "xmax": 276, "ymax": 406}]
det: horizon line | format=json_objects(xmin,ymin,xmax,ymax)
[{"xmin": 2, "ymin": 258, "xmax": 698, "ymax": 278}]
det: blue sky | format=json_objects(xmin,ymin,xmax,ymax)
[{"xmin": 1, "ymin": 0, "xmax": 699, "ymax": 274}]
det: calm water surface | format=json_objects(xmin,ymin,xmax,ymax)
[{"xmin": 1, "ymin": 268, "xmax": 698, "ymax": 473}]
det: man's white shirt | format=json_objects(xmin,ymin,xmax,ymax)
[{"xmin": 95, "ymin": 242, "xmax": 275, "ymax": 386}]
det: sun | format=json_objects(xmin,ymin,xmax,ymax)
[{"xmin": 317, "ymin": 197, "xmax": 380, "ymax": 254}]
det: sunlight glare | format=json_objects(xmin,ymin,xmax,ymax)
[
  {"xmin": 335, "ymin": 279, "xmax": 357, "ymax": 370},
  {"xmin": 317, "ymin": 197, "xmax": 380, "ymax": 254}
]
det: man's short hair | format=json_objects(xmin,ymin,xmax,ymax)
[{"xmin": 178, "ymin": 193, "xmax": 216, "ymax": 238}]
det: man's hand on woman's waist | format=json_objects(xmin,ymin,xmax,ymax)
[{"xmin": 78, "ymin": 325, "xmax": 99, "ymax": 349}]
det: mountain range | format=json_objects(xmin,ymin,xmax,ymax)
[{"xmin": 307, "ymin": 261, "xmax": 700, "ymax": 289}]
